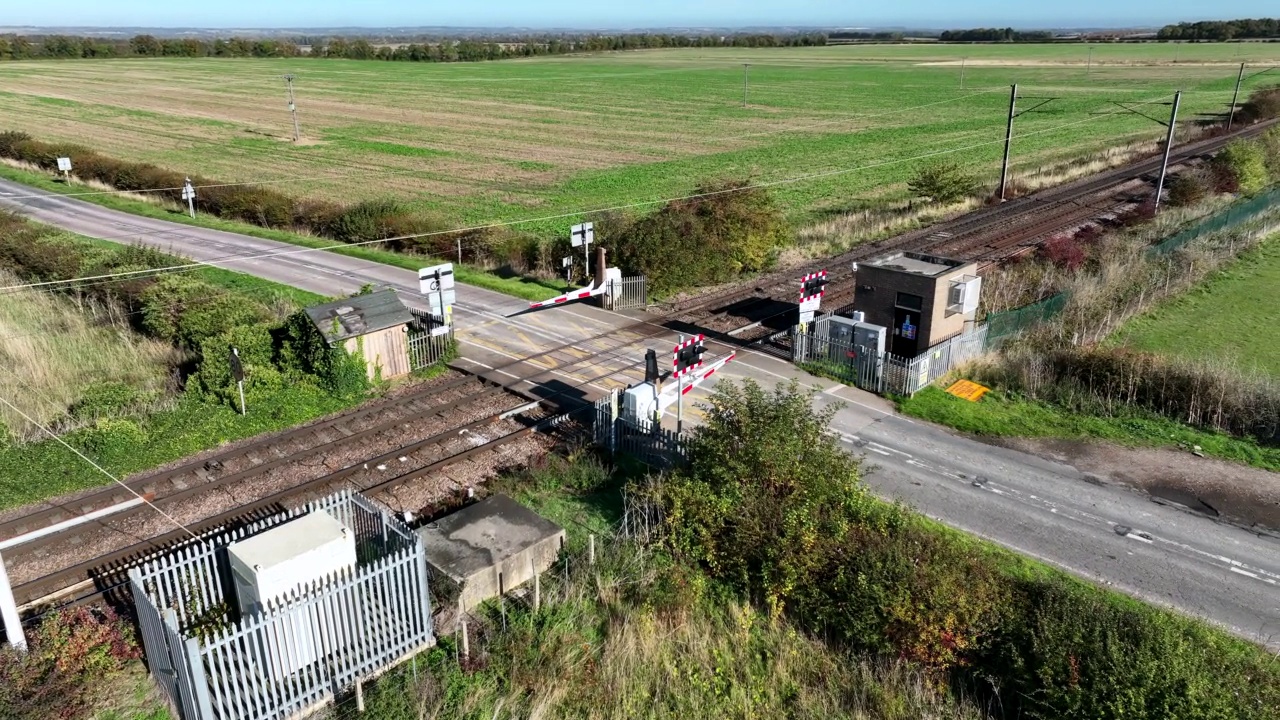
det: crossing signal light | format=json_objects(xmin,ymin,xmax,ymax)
[
  {"xmin": 672, "ymin": 335, "xmax": 706, "ymax": 379},
  {"xmin": 799, "ymin": 270, "xmax": 828, "ymax": 303}
]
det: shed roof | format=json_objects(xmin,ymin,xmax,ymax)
[{"xmin": 304, "ymin": 289, "xmax": 413, "ymax": 345}]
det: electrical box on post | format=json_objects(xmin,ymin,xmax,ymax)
[
  {"xmin": 623, "ymin": 383, "xmax": 659, "ymax": 426},
  {"xmin": 947, "ymin": 275, "xmax": 983, "ymax": 315},
  {"xmin": 227, "ymin": 511, "xmax": 356, "ymax": 677}
]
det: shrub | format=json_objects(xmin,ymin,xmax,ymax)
[
  {"xmin": 1212, "ymin": 139, "xmax": 1271, "ymax": 194},
  {"xmin": 603, "ymin": 180, "xmax": 790, "ymax": 295},
  {"xmin": 1167, "ymin": 170, "xmax": 1210, "ymax": 207},
  {"xmin": 277, "ymin": 311, "xmax": 370, "ymax": 397},
  {"xmin": 140, "ymin": 275, "xmax": 271, "ymax": 350},
  {"xmin": 0, "ymin": 607, "xmax": 140, "ymax": 720},
  {"xmin": 1239, "ymin": 85, "xmax": 1280, "ymax": 125},
  {"xmin": 908, "ymin": 161, "xmax": 979, "ymax": 203},
  {"xmin": 1039, "ymin": 234, "xmax": 1086, "ymax": 270},
  {"xmin": 0, "ymin": 130, "xmax": 31, "ymax": 157}
]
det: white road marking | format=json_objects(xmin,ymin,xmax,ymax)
[{"xmin": 1230, "ymin": 566, "xmax": 1260, "ymax": 579}]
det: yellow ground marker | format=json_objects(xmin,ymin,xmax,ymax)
[{"xmin": 945, "ymin": 379, "xmax": 990, "ymax": 402}]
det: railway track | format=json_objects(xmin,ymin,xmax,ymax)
[
  {"xmin": 667, "ymin": 119, "xmax": 1278, "ymax": 338},
  {"xmin": 4, "ymin": 317, "xmax": 677, "ymax": 616}
]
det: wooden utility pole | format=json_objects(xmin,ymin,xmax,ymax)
[{"xmin": 283, "ymin": 74, "xmax": 301, "ymax": 141}]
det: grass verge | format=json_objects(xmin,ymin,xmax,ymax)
[
  {"xmin": 898, "ymin": 386, "xmax": 1280, "ymax": 472},
  {"xmin": 0, "ymin": 164, "xmax": 565, "ymax": 303}
]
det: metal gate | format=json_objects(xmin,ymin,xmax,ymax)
[
  {"xmin": 605, "ymin": 276, "xmax": 647, "ymax": 311},
  {"xmin": 407, "ymin": 309, "xmax": 455, "ymax": 370}
]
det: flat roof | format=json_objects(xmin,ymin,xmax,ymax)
[
  {"xmin": 866, "ymin": 252, "xmax": 966, "ymax": 278},
  {"xmin": 417, "ymin": 494, "xmax": 564, "ymax": 582}
]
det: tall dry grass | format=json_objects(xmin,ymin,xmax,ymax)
[
  {"xmin": 362, "ymin": 540, "xmax": 988, "ymax": 720},
  {"xmin": 0, "ymin": 268, "xmax": 179, "ymax": 442}
]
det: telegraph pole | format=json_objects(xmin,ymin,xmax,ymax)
[
  {"xmin": 1087, "ymin": 46, "xmax": 1094, "ymax": 77},
  {"xmin": 960, "ymin": 57, "xmax": 966, "ymax": 89},
  {"xmin": 742, "ymin": 64, "xmax": 750, "ymax": 107},
  {"xmin": 1154, "ymin": 91, "xmax": 1182, "ymax": 214},
  {"xmin": 999, "ymin": 84, "xmax": 1018, "ymax": 202},
  {"xmin": 1228, "ymin": 63, "xmax": 1245, "ymax": 131},
  {"xmin": 283, "ymin": 74, "xmax": 301, "ymax": 142}
]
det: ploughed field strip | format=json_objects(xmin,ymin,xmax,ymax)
[
  {"xmin": 670, "ymin": 119, "xmax": 1277, "ymax": 342},
  {"xmin": 6, "ymin": 377, "xmax": 568, "ymax": 611}
]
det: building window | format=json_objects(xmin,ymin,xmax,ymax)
[{"xmin": 895, "ymin": 292, "xmax": 923, "ymax": 311}]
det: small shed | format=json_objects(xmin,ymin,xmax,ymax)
[{"xmin": 304, "ymin": 290, "xmax": 413, "ymax": 381}]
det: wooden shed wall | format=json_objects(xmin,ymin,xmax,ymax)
[{"xmin": 343, "ymin": 324, "xmax": 410, "ymax": 381}]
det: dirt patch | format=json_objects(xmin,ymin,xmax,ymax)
[{"xmin": 991, "ymin": 436, "xmax": 1280, "ymax": 533}]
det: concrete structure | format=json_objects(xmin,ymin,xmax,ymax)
[
  {"xmin": 304, "ymin": 289, "xmax": 413, "ymax": 381},
  {"xmin": 853, "ymin": 252, "xmax": 981, "ymax": 357},
  {"xmin": 417, "ymin": 494, "xmax": 566, "ymax": 612}
]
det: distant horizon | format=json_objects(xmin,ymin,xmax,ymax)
[{"xmin": 2, "ymin": 0, "xmax": 1272, "ymax": 33}]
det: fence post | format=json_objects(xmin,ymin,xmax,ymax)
[
  {"xmin": 589, "ymin": 535, "xmax": 596, "ymax": 566},
  {"xmin": 184, "ymin": 637, "xmax": 216, "ymax": 720},
  {"xmin": 461, "ymin": 617, "xmax": 469, "ymax": 660},
  {"xmin": 532, "ymin": 555, "xmax": 541, "ymax": 611}
]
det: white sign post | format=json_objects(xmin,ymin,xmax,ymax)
[
  {"xmin": 419, "ymin": 263, "xmax": 456, "ymax": 335},
  {"xmin": 561, "ymin": 256, "xmax": 573, "ymax": 289},
  {"xmin": 570, "ymin": 222, "xmax": 594, "ymax": 275},
  {"xmin": 181, "ymin": 178, "xmax": 196, "ymax": 218},
  {"xmin": 55, "ymin": 156, "xmax": 72, "ymax": 180},
  {"xmin": 229, "ymin": 347, "xmax": 246, "ymax": 416},
  {"xmin": 0, "ymin": 551, "xmax": 26, "ymax": 652}
]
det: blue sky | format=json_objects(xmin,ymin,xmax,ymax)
[{"xmin": 4, "ymin": 1, "xmax": 1273, "ymax": 30}]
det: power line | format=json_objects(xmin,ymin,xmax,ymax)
[
  {"xmin": 0, "ymin": 96, "xmax": 1195, "ymax": 296},
  {"xmin": 0, "ymin": 379, "xmax": 197, "ymax": 540}
]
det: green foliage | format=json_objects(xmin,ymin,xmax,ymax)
[
  {"xmin": 908, "ymin": 161, "xmax": 979, "ymax": 203},
  {"xmin": 657, "ymin": 380, "xmax": 1280, "ymax": 718},
  {"xmin": 0, "ymin": 607, "xmax": 140, "ymax": 720},
  {"xmin": 277, "ymin": 311, "xmax": 370, "ymax": 397},
  {"xmin": 602, "ymin": 180, "xmax": 790, "ymax": 295},
  {"xmin": 139, "ymin": 275, "xmax": 271, "ymax": 351},
  {"xmin": 663, "ymin": 380, "xmax": 890, "ymax": 617},
  {"xmin": 1212, "ymin": 139, "xmax": 1271, "ymax": 195},
  {"xmin": 900, "ymin": 387, "xmax": 1280, "ymax": 471}
]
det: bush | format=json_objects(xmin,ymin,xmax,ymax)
[
  {"xmin": 0, "ymin": 606, "xmax": 140, "ymax": 720},
  {"xmin": 1212, "ymin": 139, "xmax": 1271, "ymax": 195},
  {"xmin": 603, "ymin": 180, "xmax": 790, "ymax": 295},
  {"xmin": 1167, "ymin": 170, "xmax": 1210, "ymax": 207},
  {"xmin": 277, "ymin": 311, "xmax": 370, "ymax": 397},
  {"xmin": 655, "ymin": 379, "xmax": 1280, "ymax": 718},
  {"xmin": 1239, "ymin": 85, "xmax": 1280, "ymax": 125},
  {"xmin": 1039, "ymin": 234, "xmax": 1086, "ymax": 270},
  {"xmin": 908, "ymin": 161, "xmax": 979, "ymax": 203}
]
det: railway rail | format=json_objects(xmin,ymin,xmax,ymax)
[
  {"xmin": 4, "ymin": 318, "xmax": 675, "ymax": 617},
  {"xmin": 668, "ymin": 119, "xmax": 1278, "ymax": 339}
]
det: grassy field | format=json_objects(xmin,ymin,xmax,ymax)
[
  {"xmin": 1111, "ymin": 231, "xmax": 1280, "ymax": 376},
  {"xmin": 0, "ymin": 267, "xmax": 178, "ymax": 441},
  {"xmin": 1, "ymin": 44, "xmax": 1277, "ymax": 243}
]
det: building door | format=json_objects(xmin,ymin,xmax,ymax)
[
  {"xmin": 891, "ymin": 292, "xmax": 923, "ymax": 356},
  {"xmin": 892, "ymin": 308, "xmax": 920, "ymax": 357}
]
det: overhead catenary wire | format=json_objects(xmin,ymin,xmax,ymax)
[
  {"xmin": 0, "ymin": 382, "xmax": 198, "ymax": 540},
  {"xmin": 0, "ymin": 86, "xmax": 1015, "ymax": 205},
  {"xmin": 0, "ymin": 92, "xmax": 1208, "ymax": 296}
]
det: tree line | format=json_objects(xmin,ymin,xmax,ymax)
[
  {"xmin": 1157, "ymin": 18, "xmax": 1280, "ymax": 40},
  {"xmin": 0, "ymin": 31, "xmax": 828, "ymax": 62},
  {"xmin": 938, "ymin": 27, "xmax": 1055, "ymax": 42}
]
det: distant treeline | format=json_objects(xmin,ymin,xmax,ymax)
[
  {"xmin": 1157, "ymin": 18, "xmax": 1280, "ymax": 40},
  {"xmin": 0, "ymin": 31, "xmax": 828, "ymax": 62},
  {"xmin": 938, "ymin": 28, "xmax": 1056, "ymax": 42}
]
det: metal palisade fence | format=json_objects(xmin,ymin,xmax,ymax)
[
  {"xmin": 407, "ymin": 308, "xmax": 456, "ymax": 370},
  {"xmin": 604, "ymin": 276, "xmax": 648, "ymax": 311},
  {"xmin": 593, "ymin": 389, "xmax": 688, "ymax": 467},
  {"xmin": 793, "ymin": 322, "xmax": 990, "ymax": 397},
  {"xmin": 130, "ymin": 491, "xmax": 434, "ymax": 720}
]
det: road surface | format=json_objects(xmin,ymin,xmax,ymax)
[{"xmin": 1, "ymin": 177, "xmax": 1277, "ymax": 649}]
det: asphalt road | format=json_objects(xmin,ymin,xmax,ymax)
[{"xmin": 2, "ymin": 178, "xmax": 1277, "ymax": 649}]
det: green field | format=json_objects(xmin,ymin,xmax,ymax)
[
  {"xmin": 1112, "ymin": 232, "xmax": 1280, "ymax": 376},
  {"xmin": 1, "ymin": 44, "xmax": 1277, "ymax": 242}
]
